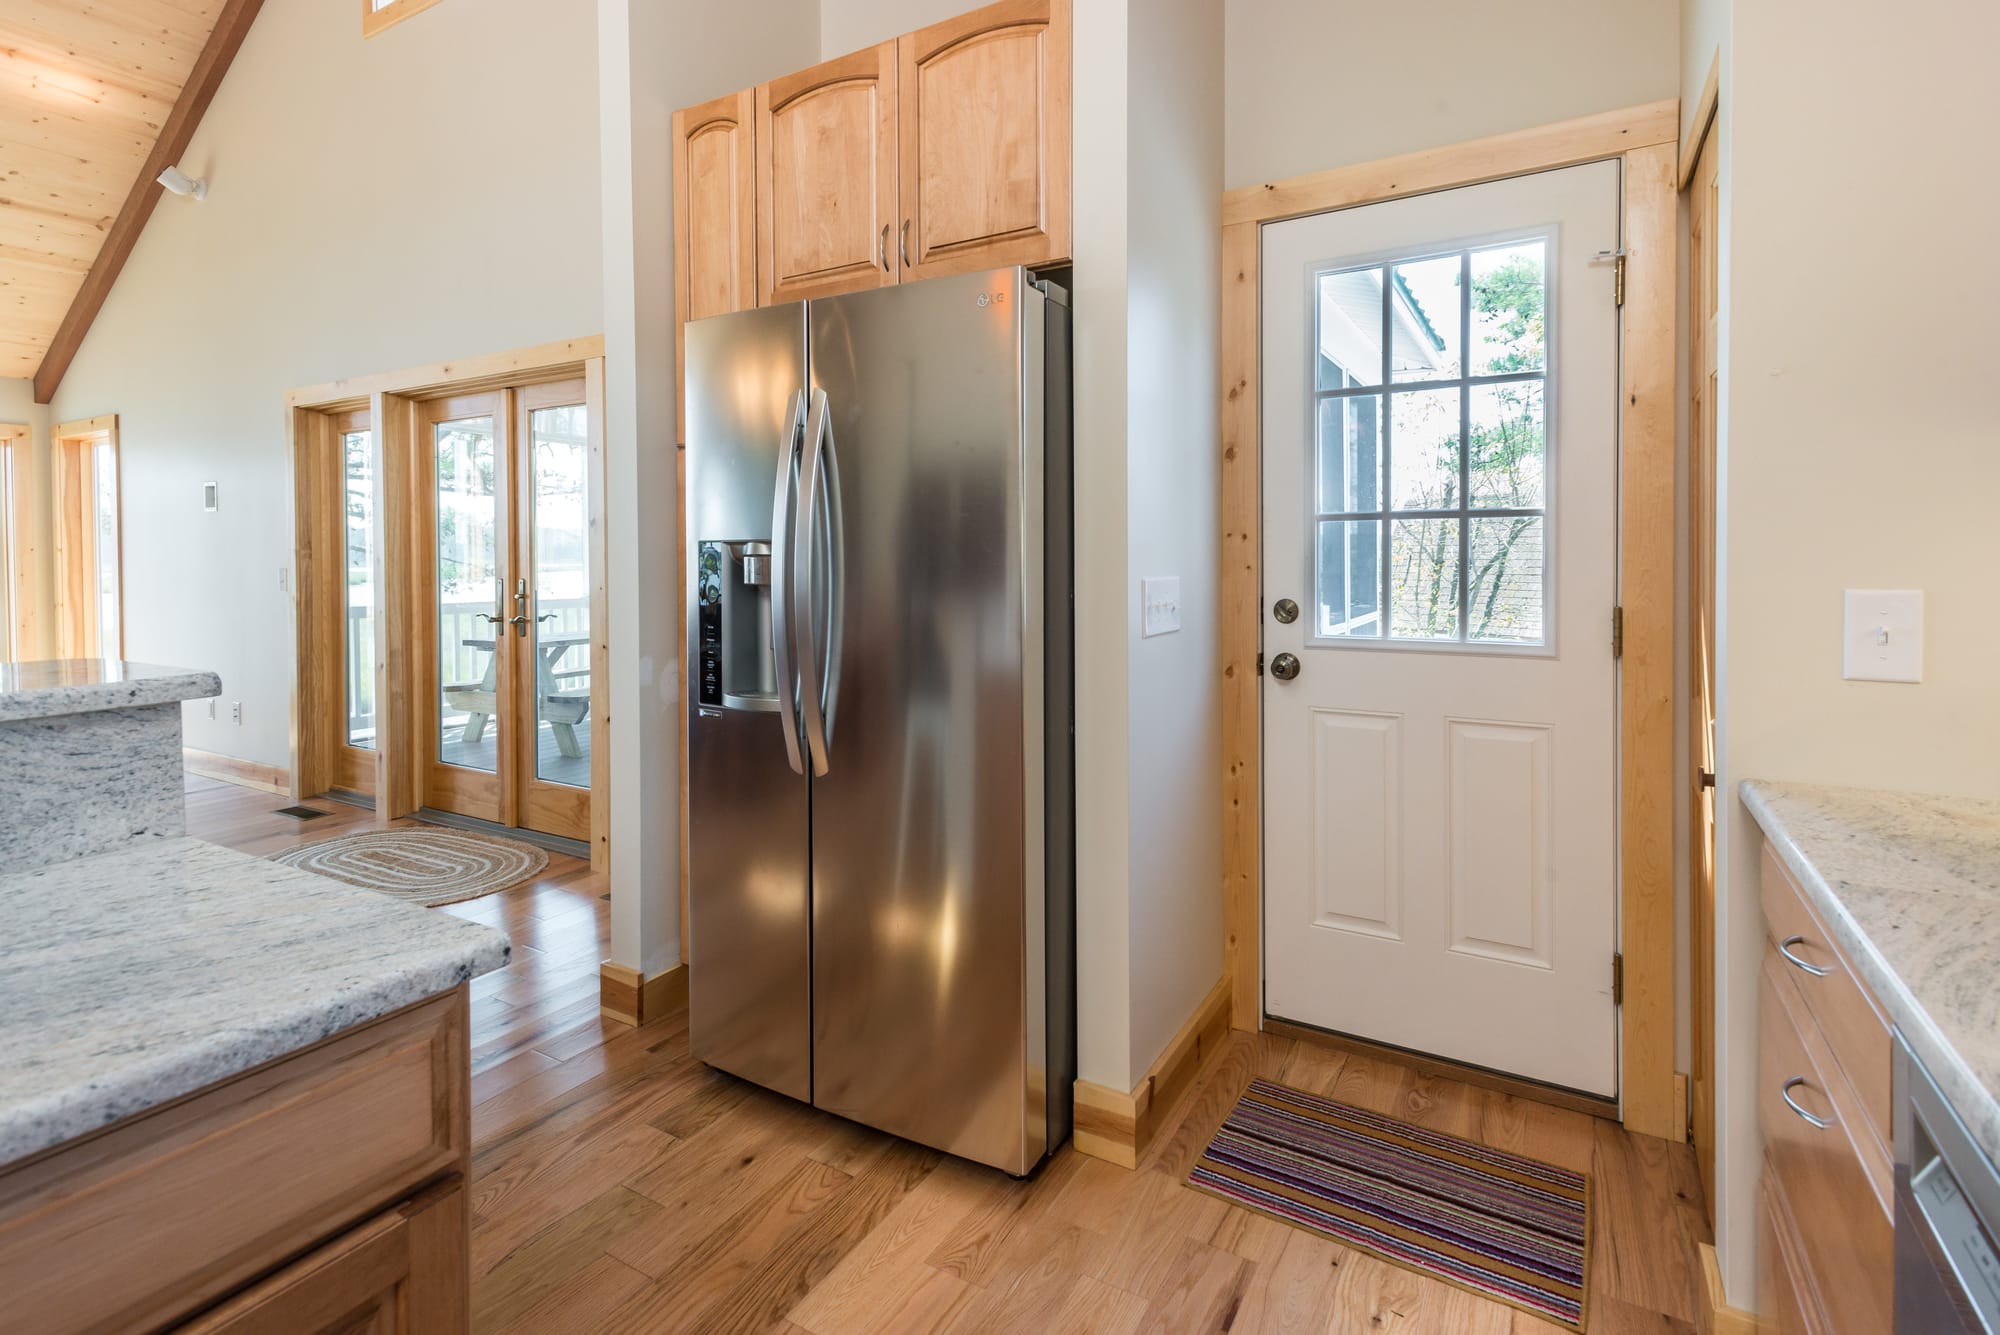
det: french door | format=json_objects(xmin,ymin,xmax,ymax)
[
  {"xmin": 419, "ymin": 380, "xmax": 593, "ymax": 840},
  {"xmin": 1260, "ymin": 162, "xmax": 1623, "ymax": 1096}
]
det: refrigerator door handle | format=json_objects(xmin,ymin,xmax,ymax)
[
  {"xmin": 769, "ymin": 390, "xmax": 808, "ymax": 776},
  {"xmin": 796, "ymin": 388, "xmax": 844, "ymax": 776}
]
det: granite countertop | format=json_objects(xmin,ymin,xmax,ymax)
[
  {"xmin": 0, "ymin": 837, "xmax": 509, "ymax": 1164},
  {"xmin": 1742, "ymin": 780, "xmax": 2000, "ymax": 1164},
  {"xmin": 0, "ymin": 660, "xmax": 223, "ymax": 722}
]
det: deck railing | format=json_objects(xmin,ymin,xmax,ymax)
[{"xmin": 343, "ymin": 596, "xmax": 590, "ymax": 744}]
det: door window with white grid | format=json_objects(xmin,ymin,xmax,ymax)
[{"xmin": 1313, "ymin": 237, "xmax": 1552, "ymax": 647}]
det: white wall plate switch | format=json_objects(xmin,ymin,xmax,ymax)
[
  {"xmin": 1141, "ymin": 576, "xmax": 1181, "ymax": 638},
  {"xmin": 1843, "ymin": 589, "xmax": 1923, "ymax": 683}
]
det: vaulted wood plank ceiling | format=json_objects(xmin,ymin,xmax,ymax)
[{"xmin": 0, "ymin": 0, "xmax": 228, "ymax": 381}]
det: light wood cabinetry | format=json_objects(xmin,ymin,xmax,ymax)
[
  {"xmin": 1757, "ymin": 854, "xmax": 1893, "ymax": 1335},
  {"xmin": 897, "ymin": 0, "xmax": 1071, "ymax": 281},
  {"xmin": 756, "ymin": 42, "xmax": 902, "ymax": 305},
  {"xmin": 0, "ymin": 990, "xmax": 471, "ymax": 1334},
  {"xmin": 674, "ymin": 88, "xmax": 758, "ymax": 445}
]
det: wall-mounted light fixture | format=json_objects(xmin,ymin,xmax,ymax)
[{"xmin": 157, "ymin": 165, "xmax": 207, "ymax": 201}]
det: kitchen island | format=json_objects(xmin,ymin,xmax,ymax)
[{"xmin": 0, "ymin": 662, "xmax": 509, "ymax": 1334}]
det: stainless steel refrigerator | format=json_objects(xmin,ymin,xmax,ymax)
[{"xmin": 684, "ymin": 266, "xmax": 1073, "ymax": 1176}]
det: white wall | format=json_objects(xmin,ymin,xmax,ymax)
[
  {"xmin": 1122, "ymin": 0, "xmax": 1224, "ymax": 1087},
  {"xmin": 596, "ymin": 0, "xmax": 818, "ymax": 976},
  {"xmin": 46, "ymin": 0, "xmax": 603, "ymax": 764},
  {"xmin": 0, "ymin": 377, "xmax": 51, "ymax": 660},
  {"xmin": 1709, "ymin": 0, "xmax": 2000, "ymax": 1305},
  {"xmin": 1224, "ymin": 0, "xmax": 1679, "ymax": 190}
]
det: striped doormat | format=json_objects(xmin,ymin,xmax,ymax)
[{"xmin": 1187, "ymin": 1079, "xmax": 1592, "ymax": 1330}]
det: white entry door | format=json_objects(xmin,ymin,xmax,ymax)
[{"xmin": 1260, "ymin": 162, "xmax": 1622, "ymax": 1096}]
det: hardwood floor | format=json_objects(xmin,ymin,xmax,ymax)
[{"xmin": 186, "ymin": 773, "xmax": 1711, "ymax": 1334}]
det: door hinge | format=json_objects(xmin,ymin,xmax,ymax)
[
  {"xmin": 1612, "ymin": 952, "xmax": 1625, "ymax": 1006},
  {"xmin": 1614, "ymin": 254, "xmax": 1626, "ymax": 307},
  {"xmin": 1611, "ymin": 606, "xmax": 1624, "ymax": 658},
  {"xmin": 1255, "ymin": 652, "xmax": 1265, "ymax": 677}
]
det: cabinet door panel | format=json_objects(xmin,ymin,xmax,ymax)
[
  {"xmin": 674, "ymin": 88, "xmax": 756, "ymax": 445},
  {"xmin": 899, "ymin": 0, "xmax": 1070, "ymax": 280},
  {"xmin": 757, "ymin": 43, "xmax": 899, "ymax": 304}
]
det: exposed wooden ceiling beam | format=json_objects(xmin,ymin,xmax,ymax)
[{"xmin": 31, "ymin": 0, "xmax": 266, "ymax": 404}]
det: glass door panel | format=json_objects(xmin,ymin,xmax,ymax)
[
  {"xmin": 527, "ymin": 404, "xmax": 590, "ymax": 789},
  {"xmin": 342, "ymin": 426, "xmax": 376, "ymax": 749},
  {"xmin": 434, "ymin": 414, "xmax": 501, "ymax": 775}
]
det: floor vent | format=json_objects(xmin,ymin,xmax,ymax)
[{"xmin": 274, "ymin": 805, "xmax": 330, "ymax": 821}]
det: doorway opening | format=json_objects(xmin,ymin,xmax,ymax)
[{"xmin": 289, "ymin": 341, "xmax": 607, "ymax": 865}]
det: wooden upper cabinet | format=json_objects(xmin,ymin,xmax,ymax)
[
  {"xmin": 675, "ymin": 89, "xmax": 757, "ymax": 325},
  {"xmin": 757, "ymin": 43, "xmax": 900, "ymax": 305},
  {"xmin": 898, "ymin": 0, "xmax": 1071, "ymax": 281},
  {"xmin": 673, "ymin": 89, "xmax": 757, "ymax": 443}
]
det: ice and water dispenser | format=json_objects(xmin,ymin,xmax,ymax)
[{"xmin": 695, "ymin": 540, "xmax": 777, "ymax": 710}]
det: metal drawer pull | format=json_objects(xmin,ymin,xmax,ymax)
[
  {"xmin": 1777, "ymin": 935, "xmax": 1831, "ymax": 978},
  {"xmin": 1781, "ymin": 1076, "xmax": 1832, "ymax": 1129}
]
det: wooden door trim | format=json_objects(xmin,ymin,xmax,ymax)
[
  {"xmin": 1222, "ymin": 99, "xmax": 1678, "ymax": 229},
  {"xmin": 1217, "ymin": 102, "xmax": 1684, "ymax": 1142},
  {"xmin": 1678, "ymin": 49, "xmax": 1721, "ymax": 190},
  {"xmin": 0, "ymin": 424, "xmax": 35, "ymax": 660}
]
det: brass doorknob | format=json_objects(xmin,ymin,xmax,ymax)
[{"xmin": 1270, "ymin": 652, "xmax": 1301, "ymax": 681}]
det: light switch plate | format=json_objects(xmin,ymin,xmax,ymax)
[
  {"xmin": 1843, "ymin": 589, "xmax": 1923, "ymax": 683},
  {"xmin": 1141, "ymin": 576, "xmax": 1181, "ymax": 638}
]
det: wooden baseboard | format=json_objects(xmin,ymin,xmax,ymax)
[
  {"xmin": 1698, "ymin": 1242, "xmax": 1758, "ymax": 1335},
  {"xmin": 599, "ymin": 962, "xmax": 687, "ymax": 1027},
  {"xmin": 1074, "ymin": 975, "xmax": 1231, "ymax": 1170},
  {"xmin": 183, "ymin": 748, "xmax": 292, "ymax": 797},
  {"xmin": 1261, "ymin": 1016, "xmax": 1620, "ymax": 1121}
]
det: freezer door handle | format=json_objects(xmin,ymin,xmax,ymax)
[
  {"xmin": 769, "ymin": 390, "xmax": 808, "ymax": 775},
  {"xmin": 796, "ymin": 387, "xmax": 845, "ymax": 776}
]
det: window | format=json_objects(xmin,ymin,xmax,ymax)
[
  {"xmin": 362, "ymin": 0, "xmax": 446, "ymax": 38},
  {"xmin": 0, "ymin": 424, "xmax": 21, "ymax": 660},
  {"xmin": 1312, "ymin": 237, "xmax": 1551, "ymax": 647},
  {"xmin": 341, "ymin": 419, "xmax": 376, "ymax": 749},
  {"xmin": 53, "ymin": 416, "xmax": 121, "ymax": 659}
]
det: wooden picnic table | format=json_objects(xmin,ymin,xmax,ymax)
[{"xmin": 445, "ymin": 632, "xmax": 590, "ymax": 757}]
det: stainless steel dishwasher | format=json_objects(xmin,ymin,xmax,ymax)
[{"xmin": 1895, "ymin": 1032, "xmax": 2000, "ymax": 1332}]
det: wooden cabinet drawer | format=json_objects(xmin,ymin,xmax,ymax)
[
  {"xmin": 178, "ymin": 1179, "xmax": 467, "ymax": 1335},
  {"xmin": 1759, "ymin": 950, "xmax": 1891, "ymax": 1334},
  {"xmin": 0, "ymin": 990, "xmax": 468, "ymax": 1334},
  {"xmin": 1761, "ymin": 845, "xmax": 1892, "ymax": 1143},
  {"xmin": 1759, "ymin": 1172, "xmax": 1825, "ymax": 1335}
]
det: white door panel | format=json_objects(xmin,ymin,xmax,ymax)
[{"xmin": 1261, "ymin": 162, "xmax": 1621, "ymax": 1096}]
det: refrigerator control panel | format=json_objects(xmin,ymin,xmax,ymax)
[{"xmin": 697, "ymin": 542, "xmax": 724, "ymax": 708}]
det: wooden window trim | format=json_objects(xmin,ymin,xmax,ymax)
[
  {"xmin": 0, "ymin": 424, "xmax": 22, "ymax": 660},
  {"xmin": 51, "ymin": 415, "xmax": 121, "ymax": 661},
  {"xmin": 361, "ymin": 0, "xmax": 446, "ymax": 39},
  {"xmin": 1218, "ymin": 101, "xmax": 1684, "ymax": 1141}
]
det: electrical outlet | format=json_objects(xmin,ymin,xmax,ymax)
[
  {"xmin": 278, "ymin": 566, "xmax": 288, "ymax": 593},
  {"xmin": 207, "ymin": 699, "xmax": 216, "ymax": 721},
  {"xmin": 230, "ymin": 701, "xmax": 242, "ymax": 725},
  {"xmin": 1141, "ymin": 577, "xmax": 1182, "ymax": 638}
]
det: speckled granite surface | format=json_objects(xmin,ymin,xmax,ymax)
[
  {"xmin": 0, "ymin": 661, "xmax": 224, "ymax": 874},
  {"xmin": 0, "ymin": 704, "xmax": 187, "ymax": 874},
  {"xmin": 0, "ymin": 837, "xmax": 509, "ymax": 1165},
  {"xmin": 0, "ymin": 660, "xmax": 221, "ymax": 722},
  {"xmin": 1742, "ymin": 780, "xmax": 2000, "ymax": 1165}
]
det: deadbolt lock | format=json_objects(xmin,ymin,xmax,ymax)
[
  {"xmin": 1272, "ymin": 598, "xmax": 1299, "ymax": 625},
  {"xmin": 1270, "ymin": 652, "xmax": 1301, "ymax": 681}
]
